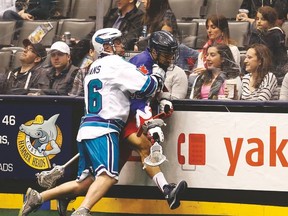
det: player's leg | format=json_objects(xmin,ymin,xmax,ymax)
[
  {"xmin": 73, "ymin": 173, "xmax": 117, "ymax": 214},
  {"xmin": 19, "ymin": 139, "xmax": 95, "ymax": 216},
  {"xmin": 125, "ymin": 132, "xmax": 187, "ymax": 210},
  {"xmin": 71, "ymin": 133, "xmax": 119, "ymax": 215},
  {"xmin": 18, "ymin": 178, "xmax": 93, "ymax": 216}
]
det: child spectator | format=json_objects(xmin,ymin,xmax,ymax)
[{"xmin": 248, "ymin": 6, "xmax": 288, "ymax": 86}]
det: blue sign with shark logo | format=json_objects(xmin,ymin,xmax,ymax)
[{"xmin": 0, "ymin": 96, "xmax": 83, "ymax": 183}]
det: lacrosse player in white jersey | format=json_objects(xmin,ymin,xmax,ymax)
[{"xmin": 18, "ymin": 28, "xmax": 166, "ymax": 216}]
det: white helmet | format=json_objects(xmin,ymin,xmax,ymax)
[{"xmin": 92, "ymin": 28, "xmax": 122, "ymax": 56}]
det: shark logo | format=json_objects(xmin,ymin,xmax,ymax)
[{"xmin": 17, "ymin": 114, "xmax": 63, "ymax": 170}]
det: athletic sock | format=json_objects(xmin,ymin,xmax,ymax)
[{"xmin": 152, "ymin": 172, "xmax": 168, "ymax": 192}]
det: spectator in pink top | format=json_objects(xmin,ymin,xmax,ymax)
[{"xmin": 190, "ymin": 44, "xmax": 241, "ymax": 100}]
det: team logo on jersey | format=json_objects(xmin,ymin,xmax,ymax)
[
  {"xmin": 17, "ymin": 114, "xmax": 63, "ymax": 170},
  {"xmin": 138, "ymin": 65, "xmax": 149, "ymax": 74}
]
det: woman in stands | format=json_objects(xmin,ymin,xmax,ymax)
[
  {"xmin": 194, "ymin": 14, "xmax": 241, "ymax": 74},
  {"xmin": 137, "ymin": 0, "xmax": 199, "ymax": 74},
  {"xmin": 190, "ymin": 44, "xmax": 241, "ymax": 100},
  {"xmin": 249, "ymin": 6, "xmax": 288, "ymax": 86},
  {"xmin": 141, "ymin": 0, "xmax": 178, "ymax": 36},
  {"xmin": 279, "ymin": 72, "xmax": 288, "ymax": 100},
  {"xmin": 188, "ymin": 14, "xmax": 241, "ymax": 98},
  {"xmin": 241, "ymin": 43, "xmax": 278, "ymax": 101}
]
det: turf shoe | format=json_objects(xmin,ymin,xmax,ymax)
[
  {"xmin": 18, "ymin": 188, "xmax": 43, "ymax": 216},
  {"xmin": 163, "ymin": 180, "xmax": 187, "ymax": 209},
  {"xmin": 70, "ymin": 207, "xmax": 92, "ymax": 216}
]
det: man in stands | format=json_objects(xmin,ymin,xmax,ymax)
[
  {"xmin": 103, "ymin": 0, "xmax": 144, "ymax": 50},
  {"xmin": 34, "ymin": 41, "xmax": 79, "ymax": 96},
  {"xmin": 0, "ymin": 39, "xmax": 47, "ymax": 95}
]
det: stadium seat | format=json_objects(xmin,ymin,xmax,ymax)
[
  {"xmin": 10, "ymin": 49, "xmax": 24, "ymax": 70},
  {"xmin": 0, "ymin": 21, "xmax": 16, "ymax": 48},
  {"xmin": 193, "ymin": 19, "xmax": 207, "ymax": 49},
  {"xmin": 228, "ymin": 21, "xmax": 251, "ymax": 50},
  {"xmin": 56, "ymin": 0, "xmax": 75, "ymax": 18},
  {"xmin": 15, "ymin": 20, "xmax": 58, "ymax": 47},
  {"xmin": 178, "ymin": 21, "xmax": 198, "ymax": 48},
  {"xmin": 170, "ymin": 0, "xmax": 205, "ymax": 20},
  {"xmin": 72, "ymin": 0, "xmax": 112, "ymax": 20},
  {"xmin": 57, "ymin": 20, "xmax": 96, "ymax": 41},
  {"xmin": 205, "ymin": 0, "xmax": 243, "ymax": 19},
  {"xmin": 0, "ymin": 50, "xmax": 13, "ymax": 73}
]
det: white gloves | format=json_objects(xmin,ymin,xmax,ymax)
[
  {"xmin": 152, "ymin": 64, "xmax": 166, "ymax": 92},
  {"xmin": 147, "ymin": 126, "xmax": 165, "ymax": 143},
  {"xmin": 159, "ymin": 99, "xmax": 173, "ymax": 113},
  {"xmin": 142, "ymin": 118, "xmax": 166, "ymax": 143}
]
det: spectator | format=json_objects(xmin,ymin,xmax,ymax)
[
  {"xmin": 241, "ymin": 44, "xmax": 278, "ymax": 101},
  {"xmin": 236, "ymin": 0, "xmax": 288, "ymax": 27},
  {"xmin": 3, "ymin": 0, "xmax": 57, "ymax": 20},
  {"xmin": 135, "ymin": 0, "xmax": 178, "ymax": 50},
  {"xmin": 194, "ymin": 14, "xmax": 241, "ymax": 74},
  {"xmin": 188, "ymin": 14, "xmax": 241, "ymax": 96},
  {"xmin": 35, "ymin": 41, "xmax": 79, "ymax": 96},
  {"xmin": 248, "ymin": 6, "xmax": 288, "ymax": 85},
  {"xmin": 69, "ymin": 39, "xmax": 96, "ymax": 96},
  {"xmin": 279, "ymin": 72, "xmax": 288, "ymax": 100},
  {"xmin": 159, "ymin": 65, "xmax": 188, "ymax": 100},
  {"xmin": 189, "ymin": 44, "xmax": 241, "ymax": 100},
  {"xmin": 142, "ymin": 0, "xmax": 178, "ymax": 37},
  {"xmin": 70, "ymin": 39, "xmax": 95, "ymax": 69},
  {"xmin": 103, "ymin": 0, "xmax": 144, "ymax": 50},
  {"xmin": 0, "ymin": 39, "xmax": 47, "ymax": 95}
]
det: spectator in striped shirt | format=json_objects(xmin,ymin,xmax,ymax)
[{"xmin": 241, "ymin": 43, "xmax": 278, "ymax": 101}]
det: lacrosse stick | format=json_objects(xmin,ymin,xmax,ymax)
[
  {"xmin": 143, "ymin": 142, "xmax": 167, "ymax": 167},
  {"xmin": 36, "ymin": 153, "xmax": 79, "ymax": 189}
]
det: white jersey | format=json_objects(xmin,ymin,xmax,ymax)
[{"xmin": 77, "ymin": 55, "xmax": 157, "ymax": 141}]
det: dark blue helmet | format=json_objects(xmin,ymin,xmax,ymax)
[{"xmin": 148, "ymin": 30, "xmax": 178, "ymax": 55}]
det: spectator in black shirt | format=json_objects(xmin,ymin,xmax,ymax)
[{"xmin": 103, "ymin": 0, "xmax": 144, "ymax": 50}]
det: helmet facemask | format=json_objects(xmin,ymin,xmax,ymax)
[{"xmin": 153, "ymin": 48, "xmax": 178, "ymax": 72}]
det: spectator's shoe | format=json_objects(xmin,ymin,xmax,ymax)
[
  {"xmin": 163, "ymin": 180, "xmax": 188, "ymax": 210},
  {"xmin": 70, "ymin": 207, "xmax": 92, "ymax": 216},
  {"xmin": 57, "ymin": 197, "xmax": 75, "ymax": 216},
  {"xmin": 18, "ymin": 188, "xmax": 43, "ymax": 216}
]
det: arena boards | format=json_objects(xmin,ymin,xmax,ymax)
[{"xmin": 1, "ymin": 97, "xmax": 288, "ymax": 215}]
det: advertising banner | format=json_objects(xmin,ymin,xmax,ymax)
[
  {"xmin": 0, "ymin": 102, "xmax": 77, "ymax": 180},
  {"xmin": 119, "ymin": 111, "xmax": 288, "ymax": 192}
]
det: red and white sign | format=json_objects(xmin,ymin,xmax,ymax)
[{"xmin": 118, "ymin": 111, "xmax": 288, "ymax": 192}]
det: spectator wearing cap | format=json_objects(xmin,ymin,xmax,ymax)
[
  {"xmin": 0, "ymin": 39, "xmax": 47, "ymax": 95},
  {"xmin": 36, "ymin": 41, "xmax": 79, "ymax": 95}
]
